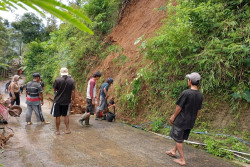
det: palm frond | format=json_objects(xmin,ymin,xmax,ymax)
[
  {"xmin": 19, "ymin": 0, "xmax": 46, "ymax": 16},
  {"xmin": 2, "ymin": 0, "xmax": 17, "ymax": 10},
  {"xmin": 30, "ymin": 1, "xmax": 93, "ymax": 34},
  {"xmin": 0, "ymin": 0, "xmax": 93, "ymax": 34},
  {"xmin": 38, "ymin": 0, "xmax": 92, "ymax": 24},
  {"xmin": 6, "ymin": 0, "xmax": 28, "ymax": 11}
]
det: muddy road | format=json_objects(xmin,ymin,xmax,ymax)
[{"xmin": 0, "ymin": 79, "xmax": 236, "ymax": 167}]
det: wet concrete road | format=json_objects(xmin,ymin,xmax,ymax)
[{"xmin": 0, "ymin": 80, "xmax": 236, "ymax": 167}]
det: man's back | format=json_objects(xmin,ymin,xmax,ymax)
[
  {"xmin": 100, "ymin": 82, "xmax": 109, "ymax": 98},
  {"xmin": 26, "ymin": 81, "xmax": 42, "ymax": 105},
  {"xmin": 174, "ymin": 89, "xmax": 203, "ymax": 129},
  {"xmin": 53, "ymin": 76, "xmax": 75, "ymax": 105}
]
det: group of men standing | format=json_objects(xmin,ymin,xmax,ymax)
[
  {"xmin": 11, "ymin": 67, "xmax": 203, "ymax": 166},
  {"xmin": 25, "ymin": 68, "xmax": 113, "ymax": 135}
]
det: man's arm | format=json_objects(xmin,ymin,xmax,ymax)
[
  {"xmin": 170, "ymin": 105, "xmax": 182, "ymax": 124},
  {"xmin": 89, "ymin": 81, "xmax": 95, "ymax": 105},
  {"xmin": 104, "ymin": 88, "xmax": 108, "ymax": 99},
  {"xmin": 39, "ymin": 93, "xmax": 44, "ymax": 105},
  {"xmin": 197, "ymin": 110, "xmax": 200, "ymax": 118},
  {"xmin": 10, "ymin": 84, "xmax": 16, "ymax": 99},
  {"xmin": 71, "ymin": 90, "xmax": 75, "ymax": 103}
]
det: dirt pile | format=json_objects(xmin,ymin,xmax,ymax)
[
  {"xmin": 0, "ymin": 94, "xmax": 14, "ymax": 148},
  {"xmin": 0, "ymin": 128, "xmax": 14, "ymax": 149},
  {"xmin": 70, "ymin": 92, "xmax": 86, "ymax": 114}
]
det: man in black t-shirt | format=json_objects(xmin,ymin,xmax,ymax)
[
  {"xmin": 166, "ymin": 72, "xmax": 203, "ymax": 166},
  {"xmin": 51, "ymin": 67, "xmax": 75, "ymax": 135}
]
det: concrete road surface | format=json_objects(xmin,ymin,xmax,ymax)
[{"xmin": 0, "ymin": 80, "xmax": 237, "ymax": 167}]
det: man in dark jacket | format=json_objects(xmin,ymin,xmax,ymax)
[{"xmin": 51, "ymin": 67, "xmax": 75, "ymax": 135}]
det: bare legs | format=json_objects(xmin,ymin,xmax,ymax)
[
  {"xmin": 166, "ymin": 142, "xmax": 186, "ymax": 166},
  {"xmin": 56, "ymin": 117, "xmax": 60, "ymax": 135},
  {"xmin": 55, "ymin": 116, "xmax": 71, "ymax": 135}
]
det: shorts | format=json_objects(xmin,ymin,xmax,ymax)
[
  {"xmin": 51, "ymin": 103, "xmax": 70, "ymax": 117},
  {"xmin": 86, "ymin": 99, "xmax": 95, "ymax": 115},
  {"xmin": 97, "ymin": 97, "xmax": 108, "ymax": 111},
  {"xmin": 169, "ymin": 125, "xmax": 191, "ymax": 143}
]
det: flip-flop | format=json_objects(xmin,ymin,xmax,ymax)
[
  {"xmin": 55, "ymin": 131, "xmax": 60, "ymax": 135},
  {"xmin": 166, "ymin": 151, "xmax": 177, "ymax": 158},
  {"xmin": 27, "ymin": 122, "xmax": 32, "ymax": 125}
]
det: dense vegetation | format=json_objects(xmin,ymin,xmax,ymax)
[
  {"xmin": 144, "ymin": 0, "xmax": 249, "ymax": 101},
  {"xmin": 23, "ymin": 0, "xmax": 121, "ymax": 93}
]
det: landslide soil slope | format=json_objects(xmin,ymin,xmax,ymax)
[{"xmin": 90, "ymin": 0, "xmax": 167, "ymax": 90}]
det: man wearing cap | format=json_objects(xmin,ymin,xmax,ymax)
[
  {"xmin": 26, "ymin": 73, "xmax": 50, "ymax": 125},
  {"xmin": 51, "ymin": 67, "xmax": 75, "ymax": 135},
  {"xmin": 95, "ymin": 78, "xmax": 114, "ymax": 120},
  {"xmin": 166, "ymin": 72, "xmax": 203, "ymax": 166},
  {"xmin": 78, "ymin": 71, "xmax": 102, "ymax": 126}
]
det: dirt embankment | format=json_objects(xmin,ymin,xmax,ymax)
[{"xmin": 74, "ymin": 0, "xmax": 168, "ymax": 116}]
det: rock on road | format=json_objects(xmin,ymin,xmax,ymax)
[{"xmin": 0, "ymin": 80, "xmax": 236, "ymax": 167}]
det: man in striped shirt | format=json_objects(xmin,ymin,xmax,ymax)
[
  {"xmin": 78, "ymin": 71, "xmax": 102, "ymax": 126},
  {"xmin": 25, "ymin": 73, "xmax": 50, "ymax": 125}
]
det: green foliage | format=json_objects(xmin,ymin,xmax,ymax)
[
  {"xmin": 205, "ymin": 138, "xmax": 234, "ymax": 159},
  {"xmin": 121, "ymin": 72, "xmax": 143, "ymax": 111},
  {"xmin": 11, "ymin": 13, "xmax": 47, "ymax": 43},
  {"xmin": 84, "ymin": 0, "xmax": 120, "ymax": 35},
  {"xmin": 144, "ymin": 0, "xmax": 250, "ymax": 101},
  {"xmin": 150, "ymin": 117, "xmax": 164, "ymax": 132},
  {"xmin": 22, "ymin": 0, "xmax": 121, "ymax": 92}
]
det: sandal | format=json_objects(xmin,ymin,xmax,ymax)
[
  {"xmin": 27, "ymin": 122, "xmax": 32, "ymax": 125},
  {"xmin": 41, "ymin": 121, "xmax": 50, "ymax": 125},
  {"xmin": 55, "ymin": 131, "xmax": 60, "ymax": 135}
]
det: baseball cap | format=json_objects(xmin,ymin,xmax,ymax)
[
  {"xmin": 60, "ymin": 67, "xmax": 68, "ymax": 76},
  {"xmin": 107, "ymin": 78, "xmax": 114, "ymax": 83},
  {"xmin": 33, "ymin": 72, "xmax": 40, "ymax": 78},
  {"xmin": 185, "ymin": 72, "xmax": 201, "ymax": 82}
]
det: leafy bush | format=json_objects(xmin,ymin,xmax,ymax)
[{"xmin": 144, "ymin": 0, "xmax": 249, "ymax": 101}]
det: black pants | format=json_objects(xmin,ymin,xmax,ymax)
[
  {"xmin": 10, "ymin": 92, "xmax": 20, "ymax": 105},
  {"xmin": 86, "ymin": 99, "xmax": 95, "ymax": 115}
]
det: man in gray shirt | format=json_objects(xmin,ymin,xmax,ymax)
[{"xmin": 26, "ymin": 73, "xmax": 50, "ymax": 125}]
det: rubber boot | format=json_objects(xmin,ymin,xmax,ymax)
[
  {"xmin": 79, "ymin": 113, "xmax": 89, "ymax": 125},
  {"xmin": 85, "ymin": 117, "xmax": 90, "ymax": 125},
  {"xmin": 102, "ymin": 114, "xmax": 106, "ymax": 120}
]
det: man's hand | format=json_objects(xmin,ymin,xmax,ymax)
[
  {"xmin": 41, "ymin": 101, "xmax": 44, "ymax": 106},
  {"xmin": 92, "ymin": 100, "xmax": 95, "ymax": 106},
  {"xmin": 170, "ymin": 114, "xmax": 175, "ymax": 124}
]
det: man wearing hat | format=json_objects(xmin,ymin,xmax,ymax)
[
  {"xmin": 78, "ymin": 71, "xmax": 102, "ymax": 126},
  {"xmin": 51, "ymin": 67, "xmax": 75, "ymax": 135},
  {"xmin": 95, "ymin": 78, "xmax": 114, "ymax": 120},
  {"xmin": 26, "ymin": 73, "xmax": 50, "ymax": 125},
  {"xmin": 166, "ymin": 72, "xmax": 203, "ymax": 166}
]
